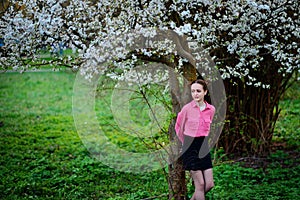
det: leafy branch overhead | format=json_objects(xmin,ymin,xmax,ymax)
[{"xmin": 1, "ymin": 0, "xmax": 299, "ymax": 86}]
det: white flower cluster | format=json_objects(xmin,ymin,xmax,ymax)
[
  {"xmin": 0, "ymin": 0, "xmax": 298, "ymax": 88},
  {"xmin": 114, "ymin": 63, "xmax": 169, "ymax": 87}
]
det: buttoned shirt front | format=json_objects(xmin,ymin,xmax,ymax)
[{"xmin": 175, "ymin": 100, "xmax": 215, "ymax": 143}]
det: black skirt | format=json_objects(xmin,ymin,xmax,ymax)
[{"xmin": 181, "ymin": 135, "xmax": 213, "ymax": 171}]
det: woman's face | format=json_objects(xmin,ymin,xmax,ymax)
[{"xmin": 191, "ymin": 83, "xmax": 207, "ymax": 103}]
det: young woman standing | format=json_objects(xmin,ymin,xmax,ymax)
[{"xmin": 175, "ymin": 79, "xmax": 215, "ymax": 200}]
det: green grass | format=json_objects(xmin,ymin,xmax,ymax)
[
  {"xmin": 0, "ymin": 71, "xmax": 299, "ymax": 199},
  {"xmin": 0, "ymin": 72, "xmax": 168, "ymax": 199}
]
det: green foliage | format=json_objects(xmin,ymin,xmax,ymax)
[
  {"xmin": 206, "ymin": 163, "xmax": 300, "ymax": 200},
  {"xmin": 282, "ymin": 79, "xmax": 300, "ymax": 101},
  {"xmin": 0, "ymin": 72, "xmax": 299, "ymax": 199},
  {"xmin": 273, "ymin": 98, "xmax": 300, "ymax": 147},
  {"xmin": 272, "ymin": 79, "xmax": 300, "ymax": 171}
]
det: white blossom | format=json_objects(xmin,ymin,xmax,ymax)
[{"xmin": 0, "ymin": 0, "xmax": 298, "ymax": 88}]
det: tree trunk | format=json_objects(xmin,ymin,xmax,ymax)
[
  {"xmin": 167, "ymin": 120, "xmax": 187, "ymax": 200},
  {"xmin": 219, "ymin": 56, "xmax": 295, "ymax": 155},
  {"xmin": 167, "ymin": 59, "xmax": 196, "ymax": 199}
]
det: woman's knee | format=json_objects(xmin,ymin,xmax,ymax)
[
  {"xmin": 202, "ymin": 168, "xmax": 214, "ymax": 192},
  {"xmin": 190, "ymin": 170, "xmax": 205, "ymax": 189},
  {"xmin": 197, "ymin": 180, "xmax": 206, "ymax": 189}
]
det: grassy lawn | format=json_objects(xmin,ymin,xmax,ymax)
[{"xmin": 0, "ymin": 71, "xmax": 299, "ymax": 199}]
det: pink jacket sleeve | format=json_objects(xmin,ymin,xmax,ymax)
[{"xmin": 175, "ymin": 111, "xmax": 185, "ymax": 143}]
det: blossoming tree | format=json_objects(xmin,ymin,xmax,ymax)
[{"xmin": 1, "ymin": 0, "xmax": 299, "ymax": 199}]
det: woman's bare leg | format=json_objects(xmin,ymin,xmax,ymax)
[
  {"xmin": 190, "ymin": 170, "xmax": 205, "ymax": 200},
  {"xmin": 190, "ymin": 169, "xmax": 214, "ymax": 200},
  {"xmin": 202, "ymin": 168, "xmax": 214, "ymax": 193}
]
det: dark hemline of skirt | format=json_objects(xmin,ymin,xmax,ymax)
[{"xmin": 181, "ymin": 135, "xmax": 213, "ymax": 171}]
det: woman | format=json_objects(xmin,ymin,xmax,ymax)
[{"xmin": 175, "ymin": 79, "xmax": 215, "ymax": 200}]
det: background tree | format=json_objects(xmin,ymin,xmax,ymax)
[{"xmin": 1, "ymin": 0, "xmax": 299, "ymax": 199}]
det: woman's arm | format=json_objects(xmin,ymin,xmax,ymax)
[{"xmin": 175, "ymin": 110, "xmax": 185, "ymax": 143}]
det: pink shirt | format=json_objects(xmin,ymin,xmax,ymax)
[{"xmin": 175, "ymin": 100, "xmax": 215, "ymax": 143}]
